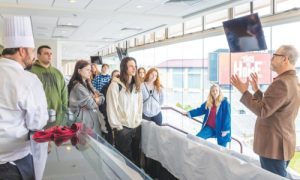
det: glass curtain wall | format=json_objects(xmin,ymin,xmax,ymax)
[
  {"xmin": 129, "ymin": 21, "xmax": 300, "ymax": 158},
  {"xmin": 101, "ymin": 0, "xmax": 300, "ymax": 173}
]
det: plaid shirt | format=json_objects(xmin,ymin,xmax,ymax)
[{"xmin": 92, "ymin": 74, "xmax": 111, "ymax": 92}]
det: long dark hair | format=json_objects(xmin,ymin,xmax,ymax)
[
  {"xmin": 120, "ymin": 57, "xmax": 140, "ymax": 92},
  {"xmin": 68, "ymin": 60, "xmax": 95, "ymax": 95}
]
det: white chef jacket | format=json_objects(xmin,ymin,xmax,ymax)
[{"xmin": 0, "ymin": 58, "xmax": 48, "ymax": 163}]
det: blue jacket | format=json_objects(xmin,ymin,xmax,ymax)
[{"xmin": 188, "ymin": 97, "xmax": 231, "ymax": 144}]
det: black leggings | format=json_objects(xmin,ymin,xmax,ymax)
[{"xmin": 115, "ymin": 126, "xmax": 141, "ymax": 167}]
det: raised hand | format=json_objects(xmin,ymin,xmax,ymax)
[
  {"xmin": 249, "ymin": 72, "xmax": 259, "ymax": 92},
  {"xmin": 221, "ymin": 131, "xmax": 228, "ymax": 137},
  {"xmin": 231, "ymin": 74, "xmax": 249, "ymax": 93},
  {"xmin": 94, "ymin": 96, "xmax": 100, "ymax": 104}
]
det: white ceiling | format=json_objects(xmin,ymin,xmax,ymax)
[{"xmin": 0, "ymin": 0, "xmax": 253, "ymax": 60}]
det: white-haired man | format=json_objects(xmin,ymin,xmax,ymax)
[{"xmin": 231, "ymin": 45, "xmax": 300, "ymax": 177}]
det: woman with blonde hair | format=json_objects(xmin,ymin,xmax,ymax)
[
  {"xmin": 91, "ymin": 63, "xmax": 100, "ymax": 81},
  {"xmin": 141, "ymin": 68, "xmax": 164, "ymax": 125},
  {"xmin": 186, "ymin": 84, "xmax": 231, "ymax": 147}
]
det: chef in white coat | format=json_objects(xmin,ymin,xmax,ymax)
[{"xmin": 0, "ymin": 16, "xmax": 48, "ymax": 180}]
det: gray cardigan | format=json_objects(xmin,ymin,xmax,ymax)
[{"xmin": 69, "ymin": 82, "xmax": 107, "ymax": 134}]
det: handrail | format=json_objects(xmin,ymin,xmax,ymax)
[
  {"xmin": 161, "ymin": 106, "xmax": 243, "ymax": 153},
  {"xmin": 161, "ymin": 123, "xmax": 189, "ymax": 134}
]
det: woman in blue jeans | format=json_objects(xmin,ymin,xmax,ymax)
[
  {"xmin": 186, "ymin": 84, "xmax": 231, "ymax": 147},
  {"xmin": 141, "ymin": 68, "xmax": 164, "ymax": 125}
]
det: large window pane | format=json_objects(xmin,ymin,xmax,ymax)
[
  {"xmin": 168, "ymin": 23, "xmax": 183, "ymax": 38},
  {"xmin": 188, "ymin": 68, "xmax": 201, "ymax": 89},
  {"xmin": 204, "ymin": 35, "xmax": 229, "ymax": 98},
  {"xmin": 184, "ymin": 16, "xmax": 203, "ymax": 34},
  {"xmin": 145, "ymin": 33, "xmax": 155, "ymax": 44},
  {"xmin": 271, "ymin": 22, "xmax": 300, "ymax": 66},
  {"xmin": 129, "ymin": 39, "xmax": 135, "ymax": 48},
  {"xmin": 276, "ymin": 0, "xmax": 300, "ymax": 13},
  {"xmin": 205, "ymin": 9, "xmax": 228, "ymax": 29},
  {"xmin": 234, "ymin": 3, "xmax": 251, "ymax": 18},
  {"xmin": 135, "ymin": 35, "xmax": 144, "ymax": 46},
  {"xmin": 172, "ymin": 68, "xmax": 184, "ymax": 89},
  {"xmin": 179, "ymin": 40, "xmax": 205, "ymax": 110},
  {"xmin": 253, "ymin": 0, "xmax": 271, "ymax": 16},
  {"xmin": 155, "ymin": 29, "xmax": 166, "ymax": 42}
]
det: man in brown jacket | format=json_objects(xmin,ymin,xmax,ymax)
[{"xmin": 231, "ymin": 45, "xmax": 300, "ymax": 177}]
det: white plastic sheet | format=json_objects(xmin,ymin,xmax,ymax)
[{"xmin": 141, "ymin": 120, "xmax": 287, "ymax": 180}]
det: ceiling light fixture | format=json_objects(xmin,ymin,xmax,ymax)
[
  {"xmin": 121, "ymin": 27, "xmax": 143, "ymax": 31},
  {"xmin": 102, "ymin": 37, "xmax": 118, "ymax": 42},
  {"xmin": 68, "ymin": 0, "xmax": 77, "ymax": 3},
  {"xmin": 136, "ymin": 5, "xmax": 143, "ymax": 9}
]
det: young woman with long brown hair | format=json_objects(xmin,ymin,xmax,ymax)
[
  {"xmin": 68, "ymin": 60, "xmax": 107, "ymax": 135},
  {"xmin": 106, "ymin": 57, "xmax": 142, "ymax": 166}
]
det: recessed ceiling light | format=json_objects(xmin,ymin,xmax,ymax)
[
  {"xmin": 136, "ymin": 5, "xmax": 143, "ymax": 9},
  {"xmin": 68, "ymin": 0, "xmax": 77, "ymax": 3},
  {"xmin": 66, "ymin": 146, "xmax": 71, "ymax": 151},
  {"xmin": 67, "ymin": 22, "xmax": 72, "ymax": 25}
]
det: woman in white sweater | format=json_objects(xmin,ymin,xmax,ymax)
[{"xmin": 106, "ymin": 57, "xmax": 142, "ymax": 166}]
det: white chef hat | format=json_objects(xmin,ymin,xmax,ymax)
[{"xmin": 3, "ymin": 16, "xmax": 35, "ymax": 48}]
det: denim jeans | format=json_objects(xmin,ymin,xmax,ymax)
[
  {"xmin": 260, "ymin": 156, "xmax": 290, "ymax": 177},
  {"xmin": 143, "ymin": 112, "xmax": 162, "ymax": 126},
  {"xmin": 0, "ymin": 154, "xmax": 34, "ymax": 180}
]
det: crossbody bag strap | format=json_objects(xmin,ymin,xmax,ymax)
[
  {"xmin": 143, "ymin": 84, "xmax": 151, "ymax": 103},
  {"xmin": 143, "ymin": 84, "xmax": 160, "ymax": 104}
]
